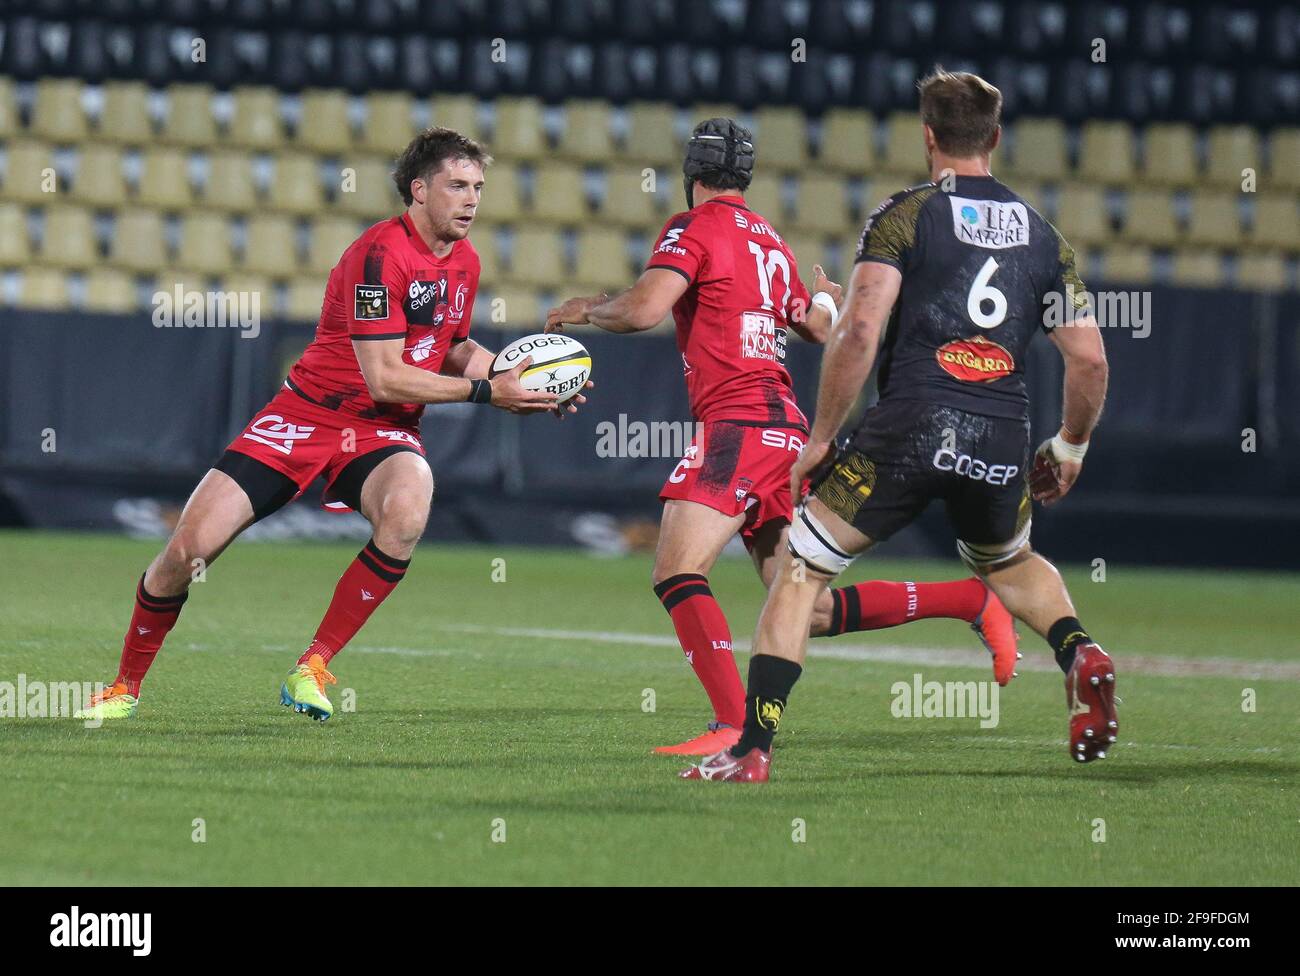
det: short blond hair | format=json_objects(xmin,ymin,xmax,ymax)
[{"xmin": 917, "ymin": 67, "xmax": 1002, "ymax": 158}]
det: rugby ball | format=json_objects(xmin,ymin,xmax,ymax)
[{"xmin": 490, "ymin": 333, "xmax": 591, "ymax": 404}]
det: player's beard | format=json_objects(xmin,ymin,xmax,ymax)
[{"xmin": 436, "ymin": 213, "xmax": 474, "ymax": 243}]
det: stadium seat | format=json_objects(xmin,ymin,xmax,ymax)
[
  {"xmin": 1267, "ymin": 129, "xmax": 1300, "ymax": 193},
  {"xmin": 178, "ymin": 212, "xmax": 234, "ymax": 275},
  {"xmin": 338, "ymin": 157, "xmax": 401, "ymax": 219},
  {"xmin": 781, "ymin": 232, "xmax": 829, "ymax": 276},
  {"xmin": 2, "ymin": 139, "xmax": 57, "ymax": 203},
  {"xmin": 242, "ymin": 214, "xmax": 301, "ymax": 277},
  {"xmin": 40, "ymin": 205, "xmax": 99, "ymax": 269},
  {"xmin": 1121, "ymin": 189, "xmax": 1180, "ymax": 247},
  {"xmin": 574, "ymin": 228, "xmax": 630, "ymax": 289},
  {"xmin": 361, "ymin": 92, "xmax": 415, "ymax": 155},
  {"xmin": 0, "ymin": 77, "xmax": 16, "ymax": 140},
  {"xmin": 1054, "ymin": 183, "xmax": 1111, "ymax": 246},
  {"xmin": 154, "ymin": 268, "xmax": 210, "ymax": 294},
  {"xmin": 203, "ymin": 150, "xmax": 259, "ymax": 212},
  {"xmin": 1186, "ymin": 190, "xmax": 1243, "ymax": 247},
  {"xmin": 431, "ymin": 94, "xmax": 481, "ymax": 141},
  {"xmin": 1014, "ymin": 180, "xmax": 1048, "ymax": 218},
  {"xmin": 1205, "ymin": 125, "xmax": 1261, "ymax": 189},
  {"xmin": 286, "ymin": 276, "xmax": 327, "ymax": 321},
  {"xmin": 162, "ymin": 85, "xmax": 218, "ymax": 147},
  {"xmin": 269, "ymin": 153, "xmax": 325, "ymax": 215},
  {"xmin": 883, "ymin": 112, "xmax": 925, "ymax": 174},
  {"xmin": 1141, "ymin": 124, "xmax": 1198, "ymax": 187},
  {"xmin": 1235, "ymin": 252, "xmax": 1289, "ymax": 292},
  {"xmin": 109, "ymin": 210, "xmax": 168, "ymax": 272},
  {"xmin": 71, "ymin": 144, "xmax": 128, "ymax": 207},
  {"xmin": 20, "ymin": 267, "xmax": 69, "ymax": 309},
  {"xmin": 600, "ymin": 165, "xmax": 661, "ymax": 229},
  {"xmin": 745, "ymin": 174, "xmax": 786, "ymax": 221},
  {"xmin": 692, "ymin": 104, "xmax": 743, "ymax": 129},
  {"xmin": 623, "ymin": 102, "xmax": 679, "ymax": 166},
  {"xmin": 508, "ymin": 227, "xmax": 565, "ymax": 285},
  {"xmin": 1248, "ymin": 195, "xmax": 1300, "ymax": 250},
  {"xmin": 560, "ymin": 100, "xmax": 616, "ymax": 162},
  {"xmin": 1099, "ymin": 244, "xmax": 1154, "ymax": 284},
  {"xmin": 487, "ymin": 284, "xmax": 543, "ymax": 329},
  {"xmin": 32, "ymin": 78, "xmax": 88, "ymax": 144},
  {"xmin": 306, "ymin": 216, "xmax": 362, "ymax": 274},
  {"xmin": 755, "ymin": 107, "xmax": 809, "ymax": 170},
  {"xmin": 793, "ymin": 173, "xmax": 852, "ymax": 234},
  {"xmin": 1079, "ymin": 121, "xmax": 1137, "ymax": 185},
  {"xmin": 297, "ymin": 89, "xmax": 354, "ymax": 154},
  {"xmin": 218, "ymin": 273, "xmax": 274, "ymax": 313},
  {"xmin": 98, "ymin": 82, "xmax": 154, "ymax": 145},
  {"xmin": 136, "ymin": 147, "xmax": 194, "ymax": 210},
  {"xmin": 230, "ymin": 87, "xmax": 287, "ymax": 150},
  {"xmin": 1172, "ymin": 249, "xmax": 1226, "ymax": 287},
  {"xmin": 0, "ymin": 203, "xmax": 31, "ymax": 265},
  {"xmin": 1008, "ymin": 118, "xmax": 1068, "ymax": 181},
  {"xmin": 819, "ymin": 109, "xmax": 875, "ymax": 172},
  {"xmin": 529, "ymin": 163, "xmax": 588, "ymax": 224},
  {"xmin": 471, "ymin": 226, "xmax": 501, "ymax": 273},
  {"xmin": 83, "ymin": 268, "xmax": 139, "ymax": 312},
  {"xmin": 493, "ymin": 97, "xmax": 546, "ymax": 159},
  {"xmin": 478, "ymin": 161, "xmax": 523, "ymax": 224}
]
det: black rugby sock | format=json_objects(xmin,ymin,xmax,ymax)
[
  {"xmin": 1047, "ymin": 616, "xmax": 1092, "ymax": 673},
  {"xmin": 731, "ymin": 654, "xmax": 803, "ymax": 756}
]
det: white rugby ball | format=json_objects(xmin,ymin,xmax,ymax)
[{"xmin": 490, "ymin": 333, "xmax": 591, "ymax": 404}]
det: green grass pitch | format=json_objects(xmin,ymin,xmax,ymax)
[{"xmin": 1, "ymin": 529, "xmax": 1296, "ymax": 886}]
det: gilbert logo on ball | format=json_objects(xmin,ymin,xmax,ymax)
[{"xmin": 491, "ymin": 333, "xmax": 592, "ymax": 403}]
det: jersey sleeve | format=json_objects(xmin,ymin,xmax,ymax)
[
  {"xmin": 646, "ymin": 212, "xmax": 708, "ymax": 284},
  {"xmin": 854, "ymin": 187, "xmax": 933, "ymax": 270},
  {"xmin": 451, "ymin": 260, "xmax": 479, "ymax": 344},
  {"xmin": 344, "ymin": 238, "xmax": 410, "ymax": 341},
  {"xmin": 788, "ymin": 258, "xmax": 812, "ymax": 325},
  {"xmin": 1045, "ymin": 225, "xmax": 1091, "ymax": 330}
]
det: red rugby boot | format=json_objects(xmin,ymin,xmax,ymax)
[
  {"xmin": 679, "ymin": 747, "xmax": 771, "ymax": 782},
  {"xmin": 971, "ymin": 587, "xmax": 1020, "ymax": 686},
  {"xmin": 1066, "ymin": 642, "xmax": 1118, "ymax": 762}
]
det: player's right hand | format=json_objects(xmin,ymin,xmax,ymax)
[
  {"xmin": 811, "ymin": 264, "xmax": 842, "ymax": 305},
  {"xmin": 545, "ymin": 296, "xmax": 596, "ymax": 333},
  {"xmin": 1029, "ymin": 438, "xmax": 1082, "ymax": 505},
  {"xmin": 490, "ymin": 356, "xmax": 560, "ymax": 414},
  {"xmin": 790, "ymin": 438, "xmax": 835, "ymax": 502}
]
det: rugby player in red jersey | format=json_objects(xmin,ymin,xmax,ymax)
[
  {"xmin": 77, "ymin": 128, "xmax": 584, "ymax": 722},
  {"xmin": 547, "ymin": 119, "xmax": 1018, "ymax": 756}
]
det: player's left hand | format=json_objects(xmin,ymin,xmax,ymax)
[
  {"xmin": 1029, "ymin": 438, "xmax": 1082, "ymax": 506},
  {"xmin": 545, "ymin": 296, "xmax": 600, "ymax": 333},
  {"xmin": 811, "ymin": 264, "xmax": 842, "ymax": 305},
  {"xmin": 551, "ymin": 380, "xmax": 595, "ymax": 419},
  {"xmin": 790, "ymin": 438, "xmax": 835, "ymax": 501}
]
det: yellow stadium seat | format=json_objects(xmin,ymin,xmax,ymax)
[
  {"xmin": 1014, "ymin": 180, "xmax": 1048, "ymax": 218},
  {"xmin": 1079, "ymin": 121, "xmax": 1136, "ymax": 185},
  {"xmin": 574, "ymin": 228, "xmax": 630, "ymax": 289},
  {"xmin": 21, "ymin": 267, "xmax": 69, "ymax": 309},
  {"xmin": 1267, "ymin": 128, "xmax": 1300, "ymax": 193},
  {"xmin": 1171, "ymin": 249, "xmax": 1225, "ymax": 287},
  {"xmin": 1122, "ymin": 189, "xmax": 1180, "ymax": 247},
  {"xmin": 780, "ymin": 232, "xmax": 829, "ymax": 276},
  {"xmin": 1141, "ymin": 124, "xmax": 1198, "ymax": 187},
  {"xmin": 508, "ymin": 227, "xmax": 564, "ymax": 285},
  {"xmin": 1186, "ymin": 190, "xmax": 1243, "ymax": 247},
  {"xmin": 494, "ymin": 97, "xmax": 546, "ymax": 159},
  {"xmin": 297, "ymin": 89, "xmax": 354, "ymax": 154},
  {"xmin": 162, "ymin": 84, "xmax": 218, "ymax": 147},
  {"xmin": 177, "ymin": 212, "xmax": 234, "ymax": 275},
  {"xmin": 883, "ymin": 112, "xmax": 925, "ymax": 174},
  {"xmin": 471, "ymin": 226, "xmax": 501, "ymax": 274},
  {"xmin": 794, "ymin": 173, "xmax": 851, "ymax": 234},
  {"xmin": 623, "ymin": 102, "xmax": 679, "ymax": 166},
  {"xmin": 136, "ymin": 147, "xmax": 194, "ymax": 209},
  {"xmin": 477, "ymin": 160, "xmax": 523, "ymax": 224},
  {"xmin": 269, "ymin": 153, "xmax": 325, "ymax": 216},
  {"xmin": 745, "ymin": 174, "xmax": 786, "ymax": 221},
  {"xmin": 0, "ymin": 77, "xmax": 16, "ymax": 139},
  {"xmin": 0, "ymin": 203, "xmax": 31, "ymax": 264},
  {"xmin": 1100, "ymin": 244, "xmax": 1154, "ymax": 284},
  {"xmin": 338, "ymin": 157, "xmax": 401, "ymax": 219},
  {"xmin": 691, "ymin": 103, "xmax": 742, "ymax": 127},
  {"xmin": 1248, "ymin": 194, "xmax": 1300, "ymax": 250},
  {"xmin": 601, "ymin": 165, "xmax": 660, "ymax": 228},
  {"xmin": 1009, "ymin": 118, "xmax": 1068, "ymax": 181},
  {"xmin": 286, "ymin": 276, "xmax": 327, "ymax": 321},
  {"xmin": 486, "ymin": 283, "xmax": 542, "ymax": 328},
  {"xmin": 307, "ymin": 216, "xmax": 362, "ymax": 274},
  {"xmin": 203, "ymin": 150, "xmax": 258, "ymax": 211},
  {"xmin": 560, "ymin": 100, "xmax": 615, "ymax": 161},
  {"xmin": 40, "ymin": 205, "xmax": 99, "ymax": 269},
  {"xmin": 529, "ymin": 163, "xmax": 587, "ymax": 224},
  {"xmin": 32, "ymin": 78, "xmax": 88, "ymax": 143},
  {"xmin": 1205, "ymin": 125, "xmax": 1261, "ymax": 189},
  {"xmin": 819, "ymin": 109, "xmax": 874, "ymax": 173},
  {"xmin": 83, "ymin": 268, "xmax": 139, "ymax": 312},
  {"xmin": 230, "ymin": 86, "xmax": 286, "ymax": 150},
  {"xmin": 1236, "ymin": 252, "xmax": 1289, "ymax": 291},
  {"xmin": 362, "ymin": 92, "xmax": 415, "ymax": 154},
  {"xmin": 217, "ymin": 274, "xmax": 275, "ymax": 315},
  {"xmin": 755, "ymin": 107, "xmax": 809, "ymax": 171},
  {"xmin": 109, "ymin": 210, "xmax": 168, "ymax": 272},
  {"xmin": 71, "ymin": 144, "xmax": 128, "ymax": 207},
  {"xmin": 154, "ymin": 267, "xmax": 213, "ymax": 293},
  {"xmin": 1055, "ymin": 183, "xmax": 1111, "ymax": 246},
  {"xmin": 3, "ymin": 139, "xmax": 57, "ymax": 202},
  {"xmin": 99, "ymin": 82, "xmax": 154, "ymax": 144},
  {"xmin": 242, "ymin": 214, "xmax": 301, "ymax": 277},
  {"xmin": 431, "ymin": 94, "xmax": 481, "ymax": 140}
]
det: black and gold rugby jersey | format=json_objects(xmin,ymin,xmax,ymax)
[{"xmin": 854, "ymin": 175, "xmax": 1089, "ymax": 421}]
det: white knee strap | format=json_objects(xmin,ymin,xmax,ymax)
[
  {"xmin": 787, "ymin": 504, "xmax": 857, "ymax": 577},
  {"xmin": 957, "ymin": 518, "xmax": 1033, "ymax": 573}
]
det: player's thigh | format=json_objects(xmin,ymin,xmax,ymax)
[
  {"xmin": 165, "ymin": 468, "xmax": 258, "ymax": 563},
  {"xmin": 357, "ymin": 450, "xmax": 434, "ymax": 529},
  {"xmin": 652, "ymin": 499, "xmax": 746, "ymax": 582},
  {"xmin": 747, "ymin": 517, "xmax": 788, "ymax": 589}
]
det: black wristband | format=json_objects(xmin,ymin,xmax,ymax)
[{"xmin": 467, "ymin": 378, "xmax": 492, "ymax": 404}]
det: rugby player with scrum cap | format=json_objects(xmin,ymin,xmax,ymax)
[
  {"xmin": 548, "ymin": 118, "xmax": 1019, "ymax": 756},
  {"xmin": 76, "ymin": 128, "xmax": 585, "ymax": 723},
  {"xmin": 684, "ymin": 71, "xmax": 1116, "ymax": 782}
]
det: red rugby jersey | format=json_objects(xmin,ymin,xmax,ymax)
[
  {"xmin": 287, "ymin": 212, "xmax": 479, "ymax": 426},
  {"xmin": 646, "ymin": 195, "xmax": 810, "ymax": 428}
]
